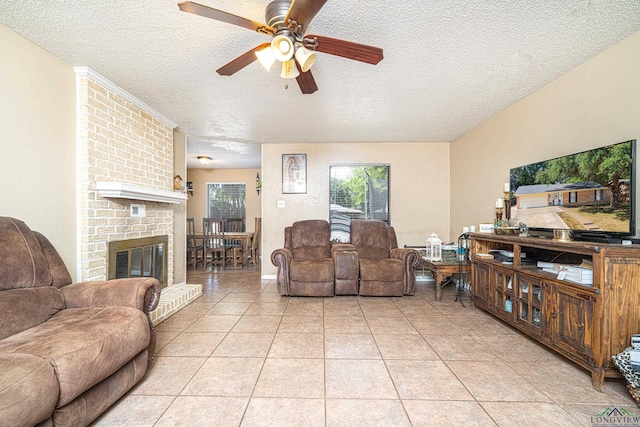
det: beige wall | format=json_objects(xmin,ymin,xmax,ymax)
[
  {"xmin": 173, "ymin": 131, "xmax": 187, "ymax": 284},
  {"xmin": 450, "ymin": 30, "xmax": 640, "ymax": 238},
  {"xmin": 0, "ymin": 24, "xmax": 77, "ymax": 278},
  {"xmin": 261, "ymin": 142, "xmax": 450, "ymax": 277},
  {"xmin": 186, "ymin": 168, "xmax": 263, "ymax": 233}
]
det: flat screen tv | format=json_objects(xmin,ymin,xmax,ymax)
[{"xmin": 509, "ymin": 139, "xmax": 636, "ymax": 242}]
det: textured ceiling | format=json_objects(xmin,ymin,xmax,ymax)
[{"xmin": 2, "ymin": 1, "xmax": 640, "ymax": 169}]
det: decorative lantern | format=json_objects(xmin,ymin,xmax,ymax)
[
  {"xmin": 425, "ymin": 232, "xmax": 442, "ymax": 261},
  {"xmin": 173, "ymin": 175, "xmax": 183, "ymax": 190}
]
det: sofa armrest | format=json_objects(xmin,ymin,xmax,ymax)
[
  {"xmin": 332, "ymin": 249, "xmax": 359, "ymax": 295},
  {"xmin": 270, "ymin": 248, "xmax": 293, "ymax": 296},
  {"xmin": 60, "ymin": 277, "xmax": 161, "ymax": 315},
  {"xmin": 390, "ymin": 248, "xmax": 420, "ymax": 295}
]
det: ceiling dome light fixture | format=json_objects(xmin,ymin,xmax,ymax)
[{"xmin": 197, "ymin": 156, "xmax": 212, "ymax": 165}]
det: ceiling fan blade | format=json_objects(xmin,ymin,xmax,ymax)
[
  {"xmin": 306, "ymin": 35, "xmax": 383, "ymax": 65},
  {"xmin": 178, "ymin": 1, "xmax": 274, "ymax": 34},
  {"xmin": 216, "ymin": 43, "xmax": 271, "ymax": 76},
  {"xmin": 285, "ymin": 0, "xmax": 327, "ymax": 29},
  {"xmin": 294, "ymin": 61, "xmax": 318, "ymax": 94}
]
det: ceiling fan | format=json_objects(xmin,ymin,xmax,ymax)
[{"xmin": 177, "ymin": 0, "xmax": 383, "ymax": 94}]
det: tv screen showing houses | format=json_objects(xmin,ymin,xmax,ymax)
[{"xmin": 509, "ymin": 140, "xmax": 635, "ymax": 235}]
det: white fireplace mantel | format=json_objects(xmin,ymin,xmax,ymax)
[{"xmin": 96, "ymin": 182, "xmax": 187, "ymax": 204}]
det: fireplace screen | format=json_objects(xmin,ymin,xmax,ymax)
[{"xmin": 108, "ymin": 236, "xmax": 168, "ymax": 287}]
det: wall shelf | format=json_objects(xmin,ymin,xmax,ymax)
[{"xmin": 96, "ymin": 182, "xmax": 187, "ymax": 204}]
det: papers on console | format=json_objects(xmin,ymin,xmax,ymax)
[{"xmin": 537, "ymin": 261, "xmax": 593, "ymax": 285}]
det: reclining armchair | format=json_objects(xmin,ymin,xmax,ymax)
[
  {"xmin": 350, "ymin": 219, "xmax": 420, "ymax": 296},
  {"xmin": 271, "ymin": 220, "xmax": 358, "ymax": 296},
  {"xmin": 0, "ymin": 217, "xmax": 161, "ymax": 426}
]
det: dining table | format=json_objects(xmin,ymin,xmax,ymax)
[
  {"xmin": 197, "ymin": 231, "xmax": 254, "ymax": 267},
  {"xmin": 225, "ymin": 231, "xmax": 254, "ymax": 266}
]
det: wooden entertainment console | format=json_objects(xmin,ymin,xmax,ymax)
[{"xmin": 470, "ymin": 233, "xmax": 640, "ymax": 390}]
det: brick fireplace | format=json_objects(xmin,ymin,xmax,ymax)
[
  {"xmin": 73, "ymin": 67, "xmax": 201, "ymax": 325},
  {"xmin": 74, "ymin": 67, "xmax": 178, "ymax": 285}
]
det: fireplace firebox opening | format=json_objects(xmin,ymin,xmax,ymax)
[{"xmin": 107, "ymin": 235, "xmax": 168, "ymax": 288}]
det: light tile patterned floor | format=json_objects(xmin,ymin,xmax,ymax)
[{"xmin": 92, "ymin": 265, "xmax": 636, "ymax": 426}]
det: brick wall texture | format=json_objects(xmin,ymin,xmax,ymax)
[{"xmin": 77, "ymin": 76, "xmax": 174, "ymax": 284}]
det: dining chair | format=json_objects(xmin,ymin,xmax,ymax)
[
  {"xmin": 249, "ymin": 217, "xmax": 261, "ymax": 265},
  {"xmin": 203, "ymin": 217, "xmax": 226, "ymax": 269},
  {"xmin": 186, "ymin": 217, "xmax": 204, "ymax": 269},
  {"xmin": 224, "ymin": 217, "xmax": 244, "ymax": 266}
]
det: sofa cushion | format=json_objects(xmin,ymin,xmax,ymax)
[
  {"xmin": 0, "ymin": 287, "xmax": 64, "ymax": 340},
  {"xmin": 291, "ymin": 220, "xmax": 331, "ymax": 260},
  {"xmin": 34, "ymin": 231, "xmax": 73, "ymax": 289},
  {"xmin": 290, "ymin": 258, "xmax": 335, "ymax": 282},
  {"xmin": 0, "ymin": 306, "xmax": 150, "ymax": 407},
  {"xmin": 359, "ymin": 258, "xmax": 404, "ymax": 282},
  {"xmin": 0, "ymin": 217, "xmax": 52, "ymax": 290},
  {"xmin": 351, "ymin": 220, "xmax": 391, "ymax": 260},
  {"xmin": 0, "ymin": 353, "xmax": 59, "ymax": 427}
]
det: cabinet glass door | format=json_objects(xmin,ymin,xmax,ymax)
[
  {"xmin": 494, "ymin": 268, "xmax": 514, "ymax": 318},
  {"xmin": 472, "ymin": 262, "xmax": 491, "ymax": 307},
  {"xmin": 516, "ymin": 275, "xmax": 544, "ymax": 333}
]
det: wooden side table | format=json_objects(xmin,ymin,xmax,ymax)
[{"xmin": 422, "ymin": 258, "xmax": 470, "ymax": 301}]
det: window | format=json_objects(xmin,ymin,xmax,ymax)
[
  {"xmin": 595, "ymin": 189, "xmax": 603, "ymax": 201},
  {"xmin": 329, "ymin": 165, "xmax": 390, "ymax": 224},
  {"xmin": 569, "ymin": 191, "xmax": 577, "ymax": 203},
  {"xmin": 207, "ymin": 183, "xmax": 246, "ymax": 229}
]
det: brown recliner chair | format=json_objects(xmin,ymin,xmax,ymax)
[
  {"xmin": 0, "ymin": 217, "xmax": 161, "ymax": 426},
  {"xmin": 350, "ymin": 219, "xmax": 420, "ymax": 296},
  {"xmin": 271, "ymin": 220, "xmax": 358, "ymax": 296}
]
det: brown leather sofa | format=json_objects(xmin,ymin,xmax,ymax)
[
  {"xmin": 271, "ymin": 219, "xmax": 358, "ymax": 296},
  {"xmin": 272, "ymin": 219, "xmax": 419, "ymax": 297},
  {"xmin": 349, "ymin": 220, "xmax": 420, "ymax": 296},
  {"xmin": 0, "ymin": 217, "xmax": 161, "ymax": 427}
]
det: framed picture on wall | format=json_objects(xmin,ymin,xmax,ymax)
[{"xmin": 282, "ymin": 154, "xmax": 307, "ymax": 194}]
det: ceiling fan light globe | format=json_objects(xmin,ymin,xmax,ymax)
[
  {"xmin": 255, "ymin": 46, "xmax": 276, "ymax": 71},
  {"xmin": 271, "ymin": 34, "xmax": 294, "ymax": 61},
  {"xmin": 280, "ymin": 60, "xmax": 300, "ymax": 79},
  {"xmin": 295, "ymin": 46, "xmax": 317, "ymax": 72}
]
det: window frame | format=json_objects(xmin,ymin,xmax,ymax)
[
  {"xmin": 595, "ymin": 189, "xmax": 603, "ymax": 201},
  {"xmin": 205, "ymin": 182, "xmax": 246, "ymax": 229},
  {"xmin": 569, "ymin": 191, "xmax": 577, "ymax": 203},
  {"xmin": 329, "ymin": 164, "xmax": 391, "ymax": 224}
]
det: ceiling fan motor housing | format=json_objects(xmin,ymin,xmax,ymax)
[{"xmin": 265, "ymin": 0, "xmax": 292, "ymax": 33}]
